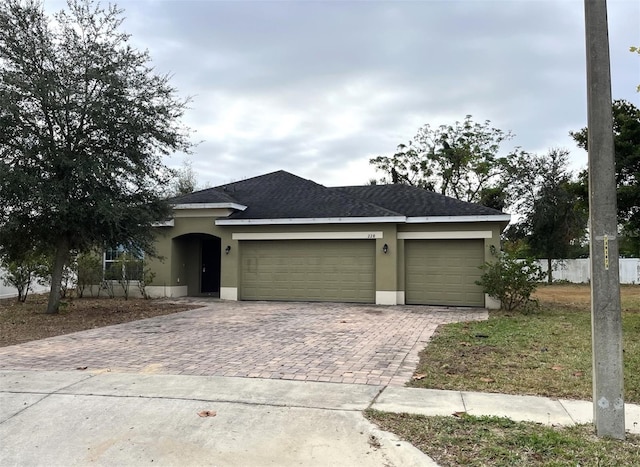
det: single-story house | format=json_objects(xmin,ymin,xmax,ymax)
[{"xmin": 143, "ymin": 170, "xmax": 510, "ymax": 308}]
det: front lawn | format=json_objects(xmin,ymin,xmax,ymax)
[
  {"xmin": 365, "ymin": 410, "xmax": 640, "ymax": 466},
  {"xmin": 408, "ymin": 284, "xmax": 640, "ymax": 403}
]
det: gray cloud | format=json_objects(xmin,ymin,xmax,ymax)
[{"xmin": 43, "ymin": 0, "xmax": 639, "ymax": 187}]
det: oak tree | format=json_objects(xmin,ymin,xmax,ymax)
[
  {"xmin": 0, "ymin": 0, "xmax": 193, "ymax": 313},
  {"xmin": 370, "ymin": 115, "xmax": 516, "ymax": 204},
  {"xmin": 503, "ymin": 149, "xmax": 587, "ymax": 281}
]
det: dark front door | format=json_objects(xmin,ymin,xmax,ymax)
[{"xmin": 201, "ymin": 237, "xmax": 221, "ymax": 294}]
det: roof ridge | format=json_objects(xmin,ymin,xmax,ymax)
[
  {"xmin": 216, "ymin": 170, "xmax": 291, "ymax": 189},
  {"xmin": 325, "ymin": 184, "xmax": 404, "ymax": 217},
  {"xmin": 332, "ymin": 184, "xmax": 506, "ymax": 217},
  {"xmin": 219, "ymin": 170, "xmax": 405, "ymax": 219}
]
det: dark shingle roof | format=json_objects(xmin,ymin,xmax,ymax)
[
  {"xmin": 218, "ymin": 171, "xmax": 402, "ymax": 219},
  {"xmin": 332, "ymin": 184, "xmax": 504, "ymax": 217},
  {"xmin": 169, "ymin": 170, "xmax": 506, "ymax": 220}
]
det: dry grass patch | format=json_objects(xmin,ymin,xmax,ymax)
[
  {"xmin": 0, "ymin": 294, "xmax": 199, "ymax": 347},
  {"xmin": 533, "ymin": 283, "xmax": 640, "ymax": 312},
  {"xmin": 366, "ymin": 410, "xmax": 640, "ymax": 467}
]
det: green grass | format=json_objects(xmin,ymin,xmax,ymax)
[
  {"xmin": 365, "ymin": 410, "xmax": 640, "ymax": 466},
  {"xmin": 408, "ymin": 293, "xmax": 640, "ymax": 403},
  {"xmin": 365, "ymin": 285, "xmax": 640, "ymax": 464}
]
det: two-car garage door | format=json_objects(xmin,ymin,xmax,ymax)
[
  {"xmin": 238, "ymin": 238, "xmax": 485, "ymax": 307},
  {"xmin": 240, "ymin": 240, "xmax": 375, "ymax": 303},
  {"xmin": 405, "ymin": 239, "xmax": 485, "ymax": 307}
]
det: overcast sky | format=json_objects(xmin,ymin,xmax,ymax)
[{"xmin": 44, "ymin": 0, "xmax": 639, "ymax": 188}]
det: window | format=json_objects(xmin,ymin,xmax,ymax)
[{"xmin": 103, "ymin": 246, "xmax": 144, "ymax": 281}]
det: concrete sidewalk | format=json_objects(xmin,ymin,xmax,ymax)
[
  {"xmin": 374, "ymin": 386, "xmax": 640, "ymax": 432},
  {"xmin": 0, "ymin": 370, "xmax": 430, "ymax": 467},
  {"xmin": 2, "ymin": 370, "xmax": 640, "ymax": 466}
]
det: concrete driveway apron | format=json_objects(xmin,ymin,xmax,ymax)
[{"xmin": 0, "ymin": 300, "xmax": 487, "ymax": 386}]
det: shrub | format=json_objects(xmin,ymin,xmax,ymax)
[
  {"xmin": 476, "ymin": 247, "xmax": 546, "ymax": 312},
  {"xmin": 116, "ymin": 253, "xmax": 141, "ymax": 300},
  {"xmin": 1, "ymin": 259, "xmax": 35, "ymax": 302},
  {"xmin": 76, "ymin": 254, "xmax": 103, "ymax": 298},
  {"xmin": 137, "ymin": 262, "xmax": 156, "ymax": 300},
  {"xmin": 0, "ymin": 253, "xmax": 48, "ymax": 302}
]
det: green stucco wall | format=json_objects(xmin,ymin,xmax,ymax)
[{"xmin": 148, "ymin": 213, "xmax": 507, "ymax": 304}]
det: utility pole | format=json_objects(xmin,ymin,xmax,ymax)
[{"xmin": 584, "ymin": 0, "xmax": 625, "ymax": 439}]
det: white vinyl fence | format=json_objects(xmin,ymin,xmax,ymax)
[
  {"xmin": 536, "ymin": 258, "xmax": 640, "ymax": 284},
  {"xmin": 0, "ymin": 267, "xmax": 49, "ymax": 299}
]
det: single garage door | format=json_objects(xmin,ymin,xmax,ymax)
[
  {"xmin": 240, "ymin": 240, "xmax": 375, "ymax": 303},
  {"xmin": 405, "ymin": 239, "xmax": 485, "ymax": 307}
]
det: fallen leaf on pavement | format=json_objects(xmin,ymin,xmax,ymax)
[
  {"xmin": 76, "ymin": 366, "xmax": 88, "ymax": 370},
  {"xmin": 198, "ymin": 410, "xmax": 217, "ymax": 417}
]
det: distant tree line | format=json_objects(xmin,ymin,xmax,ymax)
[{"xmin": 370, "ymin": 100, "xmax": 640, "ymax": 281}]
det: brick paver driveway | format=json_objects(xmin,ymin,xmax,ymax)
[{"xmin": 0, "ymin": 300, "xmax": 487, "ymax": 386}]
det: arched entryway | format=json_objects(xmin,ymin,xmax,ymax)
[{"xmin": 173, "ymin": 233, "xmax": 221, "ymax": 296}]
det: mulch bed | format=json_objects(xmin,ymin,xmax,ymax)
[{"xmin": 0, "ymin": 294, "xmax": 199, "ymax": 347}]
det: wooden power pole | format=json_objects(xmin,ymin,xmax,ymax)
[{"xmin": 584, "ymin": 0, "xmax": 625, "ymax": 439}]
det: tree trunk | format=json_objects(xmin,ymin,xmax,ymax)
[
  {"xmin": 547, "ymin": 257, "xmax": 553, "ymax": 284},
  {"xmin": 46, "ymin": 236, "xmax": 70, "ymax": 314}
]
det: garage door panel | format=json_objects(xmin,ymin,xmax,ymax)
[
  {"xmin": 240, "ymin": 240, "xmax": 375, "ymax": 303},
  {"xmin": 405, "ymin": 239, "xmax": 484, "ymax": 307}
]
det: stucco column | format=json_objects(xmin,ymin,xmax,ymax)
[
  {"xmin": 219, "ymin": 233, "xmax": 239, "ymax": 300},
  {"xmin": 375, "ymin": 224, "xmax": 399, "ymax": 305}
]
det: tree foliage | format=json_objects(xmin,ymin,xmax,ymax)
[
  {"xmin": 370, "ymin": 115, "xmax": 516, "ymax": 204},
  {"xmin": 0, "ymin": 0, "xmax": 193, "ymax": 313},
  {"xmin": 570, "ymin": 99, "xmax": 640, "ymax": 256},
  {"xmin": 167, "ymin": 158, "xmax": 198, "ymax": 197},
  {"xmin": 503, "ymin": 149, "xmax": 588, "ymax": 278}
]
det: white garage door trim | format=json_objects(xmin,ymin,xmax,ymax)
[
  {"xmin": 398, "ymin": 231, "xmax": 492, "ymax": 240},
  {"xmin": 233, "ymin": 231, "xmax": 383, "ymax": 240}
]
